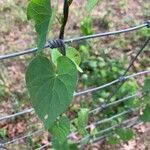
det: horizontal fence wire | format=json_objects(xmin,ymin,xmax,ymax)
[
  {"xmin": 79, "ymin": 116, "xmax": 139, "ymax": 144},
  {"xmin": 72, "ymin": 91, "xmax": 145, "ymax": 138},
  {"xmin": 0, "ymin": 129, "xmax": 44, "ymax": 147},
  {"xmin": 82, "ymin": 117, "xmax": 140, "ymax": 147},
  {"xmin": 0, "ymin": 21, "xmax": 149, "ymax": 60},
  {"xmin": 75, "ymin": 70, "xmax": 150, "ymax": 96},
  {"xmin": 87, "ymin": 108, "xmax": 139, "ymax": 130},
  {"xmin": 0, "ymin": 21, "xmax": 150, "ymax": 149},
  {"xmin": 71, "ymin": 107, "xmax": 140, "ymax": 138},
  {"xmin": 0, "ymin": 69, "xmax": 150, "ymax": 122},
  {"xmin": 104, "ymin": 35, "xmax": 150, "ymax": 105},
  {"xmin": 0, "ymin": 96, "xmax": 141, "ymax": 147},
  {"xmin": 36, "ymin": 110, "xmax": 140, "ymax": 150},
  {"xmin": 0, "ymin": 108, "xmax": 34, "ymax": 122},
  {"xmin": 2, "ymin": 108, "xmax": 139, "ymax": 147},
  {"xmin": 89, "ymin": 90, "xmax": 144, "ymax": 114}
]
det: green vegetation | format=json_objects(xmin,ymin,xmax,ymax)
[{"xmin": 0, "ymin": 0, "xmax": 150, "ymax": 149}]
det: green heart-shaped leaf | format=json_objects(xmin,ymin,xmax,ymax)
[
  {"xmin": 27, "ymin": 0, "xmax": 52, "ymax": 50},
  {"xmin": 26, "ymin": 55, "xmax": 77, "ymax": 129}
]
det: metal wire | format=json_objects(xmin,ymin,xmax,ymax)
[
  {"xmin": 36, "ymin": 110, "xmax": 140, "ymax": 150},
  {"xmin": 79, "ymin": 116, "xmax": 139, "ymax": 145},
  {"xmin": 105, "ymin": 36, "xmax": 150, "ymax": 104},
  {"xmin": 1, "ymin": 129, "xmax": 44, "ymax": 146},
  {"xmin": 89, "ymin": 90, "xmax": 143, "ymax": 114},
  {"xmin": 0, "ymin": 97, "xmax": 141, "ymax": 147},
  {"xmin": 0, "ymin": 91, "xmax": 142, "ymax": 150},
  {"xmin": 0, "ymin": 129, "xmax": 49, "ymax": 149},
  {"xmin": 96, "ymin": 117, "xmax": 139, "ymax": 137},
  {"xmin": 0, "ymin": 69, "xmax": 150, "ymax": 122},
  {"xmin": 68, "ymin": 107, "xmax": 139, "ymax": 139},
  {"xmin": 0, "ymin": 21, "xmax": 150, "ymax": 149},
  {"xmin": 75, "ymin": 69, "xmax": 150, "ymax": 96},
  {"xmin": 0, "ymin": 22, "xmax": 149, "ymax": 60},
  {"xmin": 0, "ymin": 108, "xmax": 33, "ymax": 122},
  {"xmin": 87, "ymin": 108, "xmax": 139, "ymax": 130},
  {"xmin": 86, "ymin": 117, "xmax": 140, "ymax": 146}
]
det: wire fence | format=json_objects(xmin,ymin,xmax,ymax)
[
  {"xmin": 79, "ymin": 116, "xmax": 140, "ymax": 144},
  {"xmin": 1, "ymin": 129, "xmax": 44, "ymax": 146},
  {"xmin": 0, "ymin": 69, "xmax": 149, "ymax": 122},
  {"xmin": 0, "ymin": 21, "xmax": 150, "ymax": 149},
  {"xmin": 35, "ymin": 116, "xmax": 141, "ymax": 150},
  {"xmin": 81, "ymin": 117, "xmax": 140, "ymax": 147},
  {"xmin": 0, "ymin": 70, "xmax": 150, "ymax": 121},
  {"xmin": 0, "ymin": 89, "xmax": 144, "ymax": 147},
  {"xmin": 0, "ymin": 106, "xmax": 141, "ymax": 148},
  {"xmin": 0, "ymin": 21, "xmax": 149, "ymax": 60}
]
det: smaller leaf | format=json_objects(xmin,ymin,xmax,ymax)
[
  {"xmin": 67, "ymin": 47, "xmax": 82, "ymax": 72},
  {"xmin": 75, "ymin": 108, "xmax": 89, "ymax": 135},
  {"xmin": 27, "ymin": 0, "xmax": 52, "ymax": 50},
  {"xmin": 80, "ymin": 17, "xmax": 94, "ymax": 35},
  {"xmin": 107, "ymin": 134, "xmax": 120, "ymax": 145},
  {"xmin": 140, "ymin": 104, "xmax": 150, "ymax": 122},
  {"xmin": 116, "ymin": 128, "xmax": 134, "ymax": 142},
  {"xmin": 51, "ymin": 47, "xmax": 82, "ymax": 72},
  {"xmin": 51, "ymin": 48, "xmax": 61, "ymax": 64},
  {"xmin": 87, "ymin": 0, "xmax": 99, "ymax": 13},
  {"xmin": 49, "ymin": 116, "xmax": 70, "ymax": 143},
  {"xmin": 66, "ymin": 47, "xmax": 81, "ymax": 66}
]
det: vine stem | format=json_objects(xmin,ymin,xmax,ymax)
[
  {"xmin": 59, "ymin": 0, "xmax": 69, "ymax": 39},
  {"xmin": 58, "ymin": 0, "xmax": 71, "ymax": 55}
]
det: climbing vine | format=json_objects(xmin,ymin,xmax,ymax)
[
  {"xmin": 26, "ymin": 0, "xmax": 87, "ymax": 148},
  {"xmin": 25, "ymin": 0, "xmax": 150, "ymax": 149}
]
